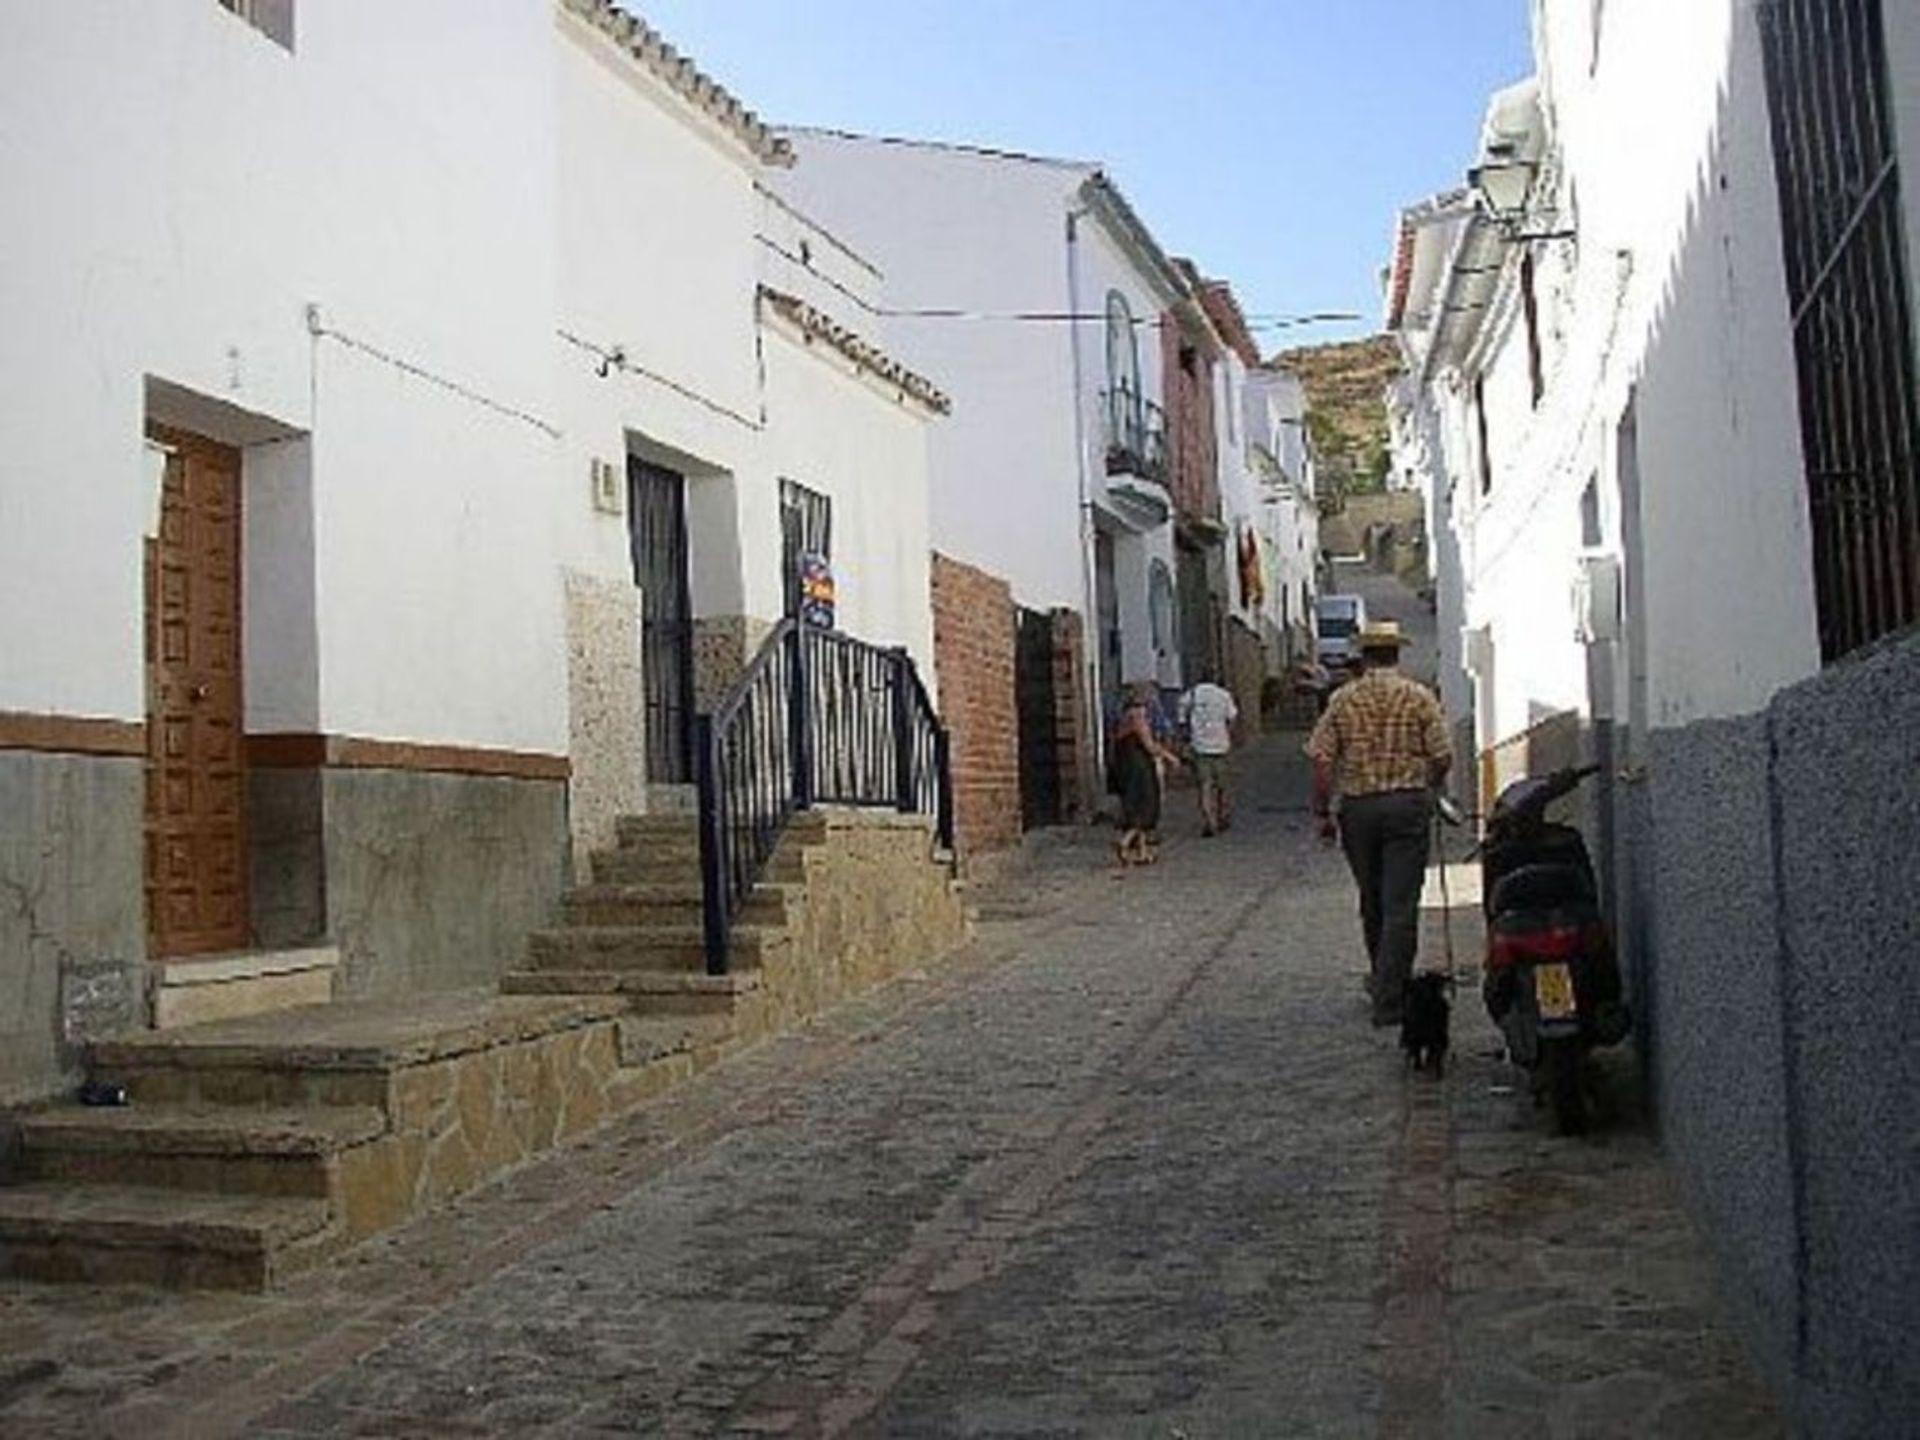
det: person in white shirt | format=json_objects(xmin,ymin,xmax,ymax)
[{"xmin": 1179, "ymin": 670, "xmax": 1240, "ymax": 837}]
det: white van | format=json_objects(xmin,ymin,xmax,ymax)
[{"xmin": 1314, "ymin": 593, "xmax": 1368, "ymax": 670}]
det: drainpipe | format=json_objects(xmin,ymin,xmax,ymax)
[{"xmin": 1066, "ymin": 202, "xmax": 1106, "ymax": 806}]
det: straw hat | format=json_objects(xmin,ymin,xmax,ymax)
[{"xmin": 1358, "ymin": 619, "xmax": 1410, "ymax": 650}]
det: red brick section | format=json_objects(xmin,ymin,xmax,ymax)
[
  {"xmin": 1160, "ymin": 311, "xmax": 1220, "ymax": 523},
  {"xmin": 930, "ymin": 553, "xmax": 1021, "ymax": 857}
]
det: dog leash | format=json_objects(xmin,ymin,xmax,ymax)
[{"xmin": 1432, "ymin": 800, "xmax": 1457, "ymax": 984}]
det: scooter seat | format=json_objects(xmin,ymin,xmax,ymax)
[{"xmin": 1489, "ymin": 862, "xmax": 1595, "ymax": 916}]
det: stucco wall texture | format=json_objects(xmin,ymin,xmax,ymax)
[
  {"xmin": 0, "ymin": 753, "xmax": 145, "ymax": 1104},
  {"xmin": 1641, "ymin": 629, "xmax": 1920, "ymax": 1436},
  {"xmin": 322, "ymin": 771, "xmax": 568, "ymax": 1004}
]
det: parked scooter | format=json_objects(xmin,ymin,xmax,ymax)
[{"xmin": 1476, "ymin": 764, "xmax": 1631, "ymax": 1134}]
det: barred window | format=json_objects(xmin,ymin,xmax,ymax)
[{"xmin": 1760, "ymin": 0, "xmax": 1920, "ymax": 660}]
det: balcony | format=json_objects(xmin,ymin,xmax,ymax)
[{"xmin": 1102, "ymin": 386, "xmax": 1168, "ymax": 486}]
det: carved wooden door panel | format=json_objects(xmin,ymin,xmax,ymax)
[{"xmin": 145, "ymin": 425, "xmax": 248, "ymax": 957}]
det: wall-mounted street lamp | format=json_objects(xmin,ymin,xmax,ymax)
[{"xmin": 1467, "ymin": 157, "xmax": 1577, "ymax": 244}]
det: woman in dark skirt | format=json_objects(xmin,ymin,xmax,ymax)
[{"xmin": 1111, "ymin": 684, "xmax": 1181, "ymax": 865}]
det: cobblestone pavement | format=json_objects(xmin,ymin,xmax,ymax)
[{"xmin": 0, "ymin": 743, "xmax": 1781, "ymax": 1438}]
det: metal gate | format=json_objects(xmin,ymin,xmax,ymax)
[
  {"xmin": 628, "ymin": 458, "xmax": 695, "ymax": 784},
  {"xmin": 1760, "ymin": 0, "xmax": 1920, "ymax": 660},
  {"xmin": 1015, "ymin": 607, "xmax": 1061, "ymax": 828}
]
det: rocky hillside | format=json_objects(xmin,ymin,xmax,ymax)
[{"xmin": 1275, "ymin": 335, "xmax": 1401, "ymax": 498}]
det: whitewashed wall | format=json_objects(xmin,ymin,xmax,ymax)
[
  {"xmin": 1070, "ymin": 204, "xmax": 1182, "ymax": 695},
  {"xmin": 553, "ymin": 11, "xmax": 765, "ymax": 622},
  {"xmin": 758, "ymin": 321, "xmax": 937, "ymax": 675},
  {"xmin": 774, "ymin": 134, "xmax": 1088, "ymax": 613},
  {"xmin": 0, "ymin": 0, "xmax": 563, "ymax": 751},
  {"xmin": 1544, "ymin": 0, "xmax": 1816, "ymax": 727},
  {"xmin": 1412, "ymin": 0, "xmax": 1820, "ymax": 757}
]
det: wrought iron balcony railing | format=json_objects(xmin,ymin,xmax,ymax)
[{"xmin": 1102, "ymin": 386, "xmax": 1169, "ymax": 486}]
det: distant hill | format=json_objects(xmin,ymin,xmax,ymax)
[{"xmin": 1275, "ymin": 335, "xmax": 1401, "ymax": 499}]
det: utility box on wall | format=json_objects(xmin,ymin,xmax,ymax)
[
  {"xmin": 1574, "ymin": 551, "xmax": 1622, "ymax": 644},
  {"xmin": 589, "ymin": 458, "xmax": 624, "ymax": 516}
]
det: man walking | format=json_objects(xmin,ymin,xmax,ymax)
[
  {"xmin": 1305, "ymin": 621, "xmax": 1452, "ymax": 1027},
  {"xmin": 1179, "ymin": 668, "xmax": 1239, "ymax": 837}
]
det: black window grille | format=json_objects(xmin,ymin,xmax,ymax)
[
  {"xmin": 1760, "ymin": 0, "xmax": 1920, "ymax": 661},
  {"xmin": 779, "ymin": 480, "xmax": 832, "ymax": 622}
]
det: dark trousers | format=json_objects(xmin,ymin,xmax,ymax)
[{"xmin": 1339, "ymin": 789, "xmax": 1433, "ymax": 1020}]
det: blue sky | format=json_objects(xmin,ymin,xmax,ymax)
[{"xmin": 638, "ymin": 0, "xmax": 1534, "ymax": 352}]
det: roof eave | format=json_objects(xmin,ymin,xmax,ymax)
[{"xmin": 560, "ymin": 0, "xmax": 795, "ymax": 169}]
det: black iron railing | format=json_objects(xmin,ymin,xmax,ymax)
[
  {"xmin": 1102, "ymin": 384, "xmax": 1169, "ymax": 486},
  {"xmin": 695, "ymin": 620, "xmax": 952, "ymax": 974}
]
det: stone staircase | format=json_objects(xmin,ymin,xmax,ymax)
[
  {"xmin": 0, "ymin": 805, "xmax": 963, "ymax": 1290},
  {"xmin": 501, "ymin": 810, "xmax": 812, "ymax": 1020}
]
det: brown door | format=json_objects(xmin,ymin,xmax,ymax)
[{"xmin": 145, "ymin": 425, "xmax": 248, "ymax": 958}]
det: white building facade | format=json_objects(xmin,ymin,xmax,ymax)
[
  {"xmin": 1388, "ymin": 2, "xmax": 1920, "ymax": 1430},
  {"xmin": 772, "ymin": 132, "xmax": 1203, "ymax": 734},
  {"xmin": 0, "ymin": 0, "xmax": 946, "ymax": 1103}
]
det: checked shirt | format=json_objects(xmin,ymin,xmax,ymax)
[{"xmin": 1304, "ymin": 668, "xmax": 1450, "ymax": 798}]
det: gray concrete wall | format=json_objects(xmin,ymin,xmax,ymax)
[
  {"xmin": 321, "ymin": 769, "xmax": 568, "ymax": 1001},
  {"xmin": 1642, "ymin": 716, "xmax": 1799, "ymax": 1388},
  {"xmin": 1769, "ymin": 632, "xmax": 1920, "ymax": 1435},
  {"xmin": 249, "ymin": 767, "xmax": 326, "ymax": 950},
  {"xmin": 1636, "ymin": 629, "xmax": 1920, "ymax": 1436},
  {"xmin": 0, "ymin": 753, "xmax": 145, "ymax": 1104}
]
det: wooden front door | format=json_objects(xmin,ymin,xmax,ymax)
[{"xmin": 145, "ymin": 425, "xmax": 248, "ymax": 958}]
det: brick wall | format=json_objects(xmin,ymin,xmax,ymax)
[{"xmin": 930, "ymin": 553, "xmax": 1021, "ymax": 857}]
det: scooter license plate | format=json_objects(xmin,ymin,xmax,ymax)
[{"xmin": 1536, "ymin": 963, "xmax": 1576, "ymax": 1021}]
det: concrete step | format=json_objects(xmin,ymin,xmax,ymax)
[
  {"xmin": 500, "ymin": 968, "xmax": 762, "ymax": 1018},
  {"xmin": 9, "ymin": 1104, "xmax": 384, "ymax": 1200},
  {"xmin": 86, "ymin": 991, "xmax": 624, "ymax": 1109},
  {"xmin": 614, "ymin": 813, "xmax": 703, "ymax": 846},
  {"xmin": 0, "ymin": 1182, "xmax": 343, "ymax": 1291},
  {"xmin": 525, "ymin": 924, "xmax": 782, "ymax": 974},
  {"xmin": 591, "ymin": 833, "xmax": 822, "ymax": 886},
  {"xmin": 562, "ymin": 881, "xmax": 798, "ymax": 929},
  {"xmin": 590, "ymin": 845, "xmax": 702, "ymax": 886}
]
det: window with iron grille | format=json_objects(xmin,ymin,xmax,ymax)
[
  {"xmin": 779, "ymin": 480, "xmax": 832, "ymax": 623},
  {"xmin": 1759, "ymin": 0, "xmax": 1920, "ymax": 661},
  {"xmin": 216, "ymin": 0, "xmax": 294, "ymax": 50}
]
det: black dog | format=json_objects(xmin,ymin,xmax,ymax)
[{"xmin": 1401, "ymin": 972, "xmax": 1452, "ymax": 1077}]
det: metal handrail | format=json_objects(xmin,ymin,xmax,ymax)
[{"xmin": 696, "ymin": 620, "xmax": 952, "ymax": 974}]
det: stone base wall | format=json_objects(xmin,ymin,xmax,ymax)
[
  {"xmin": 321, "ymin": 770, "xmax": 568, "ymax": 1002},
  {"xmin": 692, "ymin": 614, "xmax": 777, "ymax": 713},
  {"xmin": 755, "ymin": 810, "xmax": 970, "ymax": 1031},
  {"xmin": 565, "ymin": 571, "xmax": 647, "ymax": 876},
  {"xmin": 930, "ymin": 553, "xmax": 1020, "ymax": 857},
  {"xmin": 1631, "ymin": 631, "xmax": 1920, "ymax": 1436},
  {"xmin": 337, "ymin": 1016, "xmax": 628, "ymax": 1239},
  {"xmin": 250, "ymin": 767, "xmax": 326, "ymax": 950},
  {"xmin": 0, "ymin": 751, "xmax": 146, "ymax": 1104}
]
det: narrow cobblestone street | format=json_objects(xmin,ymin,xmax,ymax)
[{"xmin": 2, "ymin": 725, "xmax": 1779, "ymax": 1438}]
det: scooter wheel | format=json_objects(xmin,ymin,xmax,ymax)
[{"xmin": 1541, "ymin": 1038, "xmax": 1587, "ymax": 1137}]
